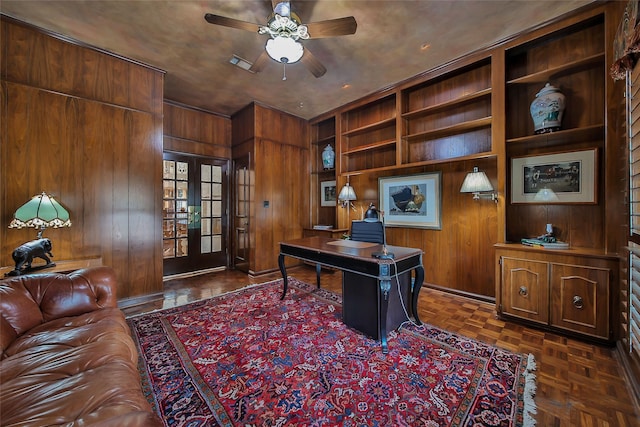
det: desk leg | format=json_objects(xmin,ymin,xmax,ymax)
[
  {"xmin": 316, "ymin": 263, "xmax": 321, "ymax": 289},
  {"xmin": 412, "ymin": 266, "xmax": 424, "ymax": 325},
  {"xmin": 379, "ymin": 279, "xmax": 391, "ymax": 354},
  {"xmin": 278, "ymin": 254, "xmax": 288, "ymax": 300}
]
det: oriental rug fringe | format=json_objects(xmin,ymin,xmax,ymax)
[{"xmin": 127, "ymin": 277, "xmax": 537, "ymax": 427}]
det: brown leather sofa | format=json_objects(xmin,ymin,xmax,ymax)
[{"xmin": 0, "ymin": 266, "xmax": 163, "ymax": 426}]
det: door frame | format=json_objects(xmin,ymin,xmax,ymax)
[{"xmin": 162, "ymin": 151, "xmax": 231, "ymax": 276}]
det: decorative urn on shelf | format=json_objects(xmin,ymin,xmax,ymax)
[
  {"xmin": 530, "ymin": 83, "xmax": 566, "ymax": 134},
  {"xmin": 322, "ymin": 144, "xmax": 335, "ymax": 169}
]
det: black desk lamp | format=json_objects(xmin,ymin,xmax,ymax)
[{"xmin": 365, "ymin": 203, "xmax": 394, "ymax": 259}]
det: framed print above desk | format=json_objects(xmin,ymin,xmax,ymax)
[{"xmin": 379, "ymin": 172, "xmax": 442, "ymax": 229}]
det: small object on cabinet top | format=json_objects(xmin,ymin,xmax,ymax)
[
  {"xmin": 520, "ymin": 238, "xmax": 569, "ymax": 249},
  {"xmin": 313, "ymin": 225, "xmax": 333, "ymax": 230}
]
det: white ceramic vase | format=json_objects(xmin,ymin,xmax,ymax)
[
  {"xmin": 530, "ymin": 83, "xmax": 565, "ymax": 134},
  {"xmin": 322, "ymin": 144, "xmax": 335, "ymax": 169}
]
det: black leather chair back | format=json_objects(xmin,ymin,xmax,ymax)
[{"xmin": 350, "ymin": 220, "xmax": 384, "ymax": 244}]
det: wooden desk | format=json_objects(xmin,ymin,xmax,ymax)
[{"xmin": 278, "ymin": 236, "xmax": 424, "ymax": 353}]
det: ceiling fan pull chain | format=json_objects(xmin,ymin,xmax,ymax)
[{"xmin": 283, "ymin": 62, "xmax": 287, "ymax": 81}]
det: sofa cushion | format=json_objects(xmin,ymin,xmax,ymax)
[
  {"xmin": 3, "ymin": 308, "xmax": 132, "ymax": 358},
  {"xmin": 0, "ymin": 308, "xmax": 155, "ymax": 426}
]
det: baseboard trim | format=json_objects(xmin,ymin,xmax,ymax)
[
  {"xmin": 163, "ymin": 266, "xmax": 227, "ymax": 282},
  {"xmin": 425, "ymin": 283, "xmax": 496, "ymax": 304},
  {"xmin": 118, "ymin": 291, "xmax": 164, "ymax": 309}
]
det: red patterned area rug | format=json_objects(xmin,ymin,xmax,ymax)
[{"xmin": 127, "ymin": 277, "xmax": 537, "ymax": 427}]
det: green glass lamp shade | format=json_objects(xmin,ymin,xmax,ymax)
[{"xmin": 9, "ymin": 192, "xmax": 72, "ymax": 231}]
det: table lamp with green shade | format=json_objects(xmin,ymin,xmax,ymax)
[{"xmin": 6, "ymin": 192, "xmax": 71, "ymax": 276}]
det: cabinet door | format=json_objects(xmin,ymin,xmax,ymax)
[
  {"xmin": 549, "ymin": 263, "xmax": 610, "ymax": 339},
  {"xmin": 501, "ymin": 257, "xmax": 549, "ymax": 324}
]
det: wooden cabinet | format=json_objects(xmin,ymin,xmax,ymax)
[
  {"xmin": 496, "ymin": 244, "xmax": 616, "ymax": 342},
  {"xmin": 500, "ymin": 256, "xmax": 549, "ymax": 325},
  {"xmin": 504, "ymin": 14, "xmax": 608, "ymax": 248},
  {"xmin": 494, "ymin": 7, "xmax": 625, "ymax": 343}
]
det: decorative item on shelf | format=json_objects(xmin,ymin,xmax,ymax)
[
  {"xmin": 320, "ymin": 180, "xmax": 336, "ymax": 207},
  {"xmin": 530, "ymin": 83, "xmax": 565, "ymax": 134},
  {"xmin": 6, "ymin": 192, "xmax": 72, "ymax": 276},
  {"xmin": 521, "ymin": 223, "xmax": 569, "ymax": 249},
  {"xmin": 322, "ymin": 144, "xmax": 335, "ymax": 170},
  {"xmin": 460, "ymin": 166, "xmax": 498, "ymax": 203},
  {"xmin": 511, "ymin": 149, "xmax": 596, "ymax": 204}
]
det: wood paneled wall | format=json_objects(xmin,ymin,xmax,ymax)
[
  {"xmin": 0, "ymin": 17, "xmax": 164, "ymax": 300},
  {"xmin": 340, "ymin": 158, "xmax": 498, "ymax": 299},
  {"xmin": 232, "ymin": 103, "xmax": 309, "ymax": 274},
  {"xmin": 163, "ymin": 101, "xmax": 232, "ymax": 158}
]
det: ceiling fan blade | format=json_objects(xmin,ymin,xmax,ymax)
[
  {"xmin": 204, "ymin": 14, "xmax": 261, "ymax": 33},
  {"xmin": 306, "ymin": 17, "xmax": 357, "ymax": 39},
  {"xmin": 300, "ymin": 49, "xmax": 326, "ymax": 78},
  {"xmin": 249, "ymin": 51, "xmax": 271, "ymax": 73}
]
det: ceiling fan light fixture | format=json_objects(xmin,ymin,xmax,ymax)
[{"xmin": 266, "ymin": 36, "xmax": 303, "ymax": 64}]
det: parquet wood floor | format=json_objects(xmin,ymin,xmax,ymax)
[{"xmin": 123, "ymin": 266, "xmax": 640, "ymax": 426}]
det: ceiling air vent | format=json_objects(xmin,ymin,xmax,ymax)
[{"xmin": 229, "ymin": 55, "xmax": 255, "ymax": 72}]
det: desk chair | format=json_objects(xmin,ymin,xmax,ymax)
[{"xmin": 350, "ymin": 220, "xmax": 384, "ymax": 244}]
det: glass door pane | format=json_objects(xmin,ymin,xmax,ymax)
[
  {"xmin": 163, "ymin": 160, "xmax": 190, "ymax": 259},
  {"xmin": 201, "ymin": 163, "xmax": 223, "ymax": 254}
]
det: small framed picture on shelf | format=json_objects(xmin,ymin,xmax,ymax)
[
  {"xmin": 378, "ymin": 172, "xmax": 442, "ymax": 229},
  {"xmin": 511, "ymin": 149, "xmax": 597, "ymax": 204},
  {"xmin": 320, "ymin": 180, "xmax": 337, "ymax": 207}
]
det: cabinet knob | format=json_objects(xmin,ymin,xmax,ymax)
[
  {"xmin": 572, "ymin": 295, "xmax": 584, "ymax": 309},
  {"xmin": 518, "ymin": 286, "xmax": 528, "ymax": 297}
]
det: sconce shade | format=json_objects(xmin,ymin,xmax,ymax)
[
  {"xmin": 9, "ymin": 192, "xmax": 71, "ymax": 231},
  {"xmin": 460, "ymin": 167, "xmax": 494, "ymax": 193},
  {"xmin": 338, "ymin": 183, "xmax": 357, "ymax": 201},
  {"xmin": 533, "ymin": 187, "xmax": 560, "ymax": 202}
]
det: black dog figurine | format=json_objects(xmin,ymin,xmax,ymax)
[{"xmin": 8, "ymin": 238, "xmax": 55, "ymax": 276}]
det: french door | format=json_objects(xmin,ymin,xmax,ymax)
[
  {"xmin": 162, "ymin": 152, "xmax": 229, "ymax": 276},
  {"xmin": 233, "ymin": 154, "xmax": 252, "ymax": 273}
]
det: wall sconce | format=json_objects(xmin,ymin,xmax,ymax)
[
  {"xmin": 338, "ymin": 180, "xmax": 357, "ymax": 209},
  {"xmin": 460, "ymin": 167, "xmax": 498, "ymax": 203},
  {"xmin": 7, "ymin": 192, "xmax": 72, "ymax": 276}
]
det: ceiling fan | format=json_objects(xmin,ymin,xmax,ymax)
[{"xmin": 204, "ymin": 1, "xmax": 357, "ymax": 78}]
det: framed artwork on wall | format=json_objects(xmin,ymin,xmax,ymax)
[
  {"xmin": 378, "ymin": 172, "xmax": 442, "ymax": 229},
  {"xmin": 511, "ymin": 149, "xmax": 597, "ymax": 204},
  {"xmin": 320, "ymin": 180, "xmax": 337, "ymax": 207}
]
